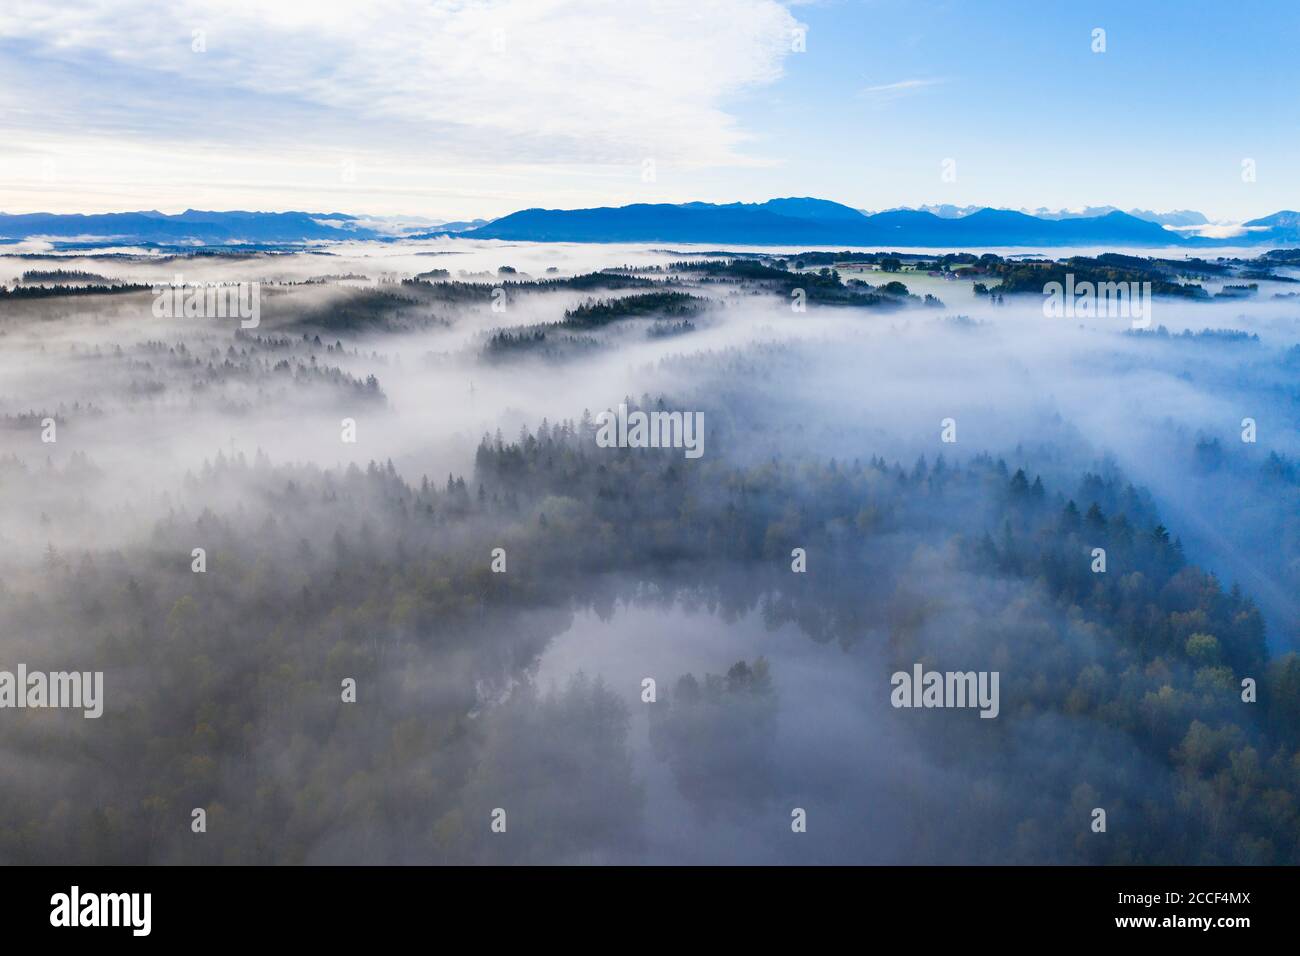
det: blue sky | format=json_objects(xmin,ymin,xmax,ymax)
[
  {"xmin": 724, "ymin": 0, "xmax": 1300, "ymax": 221},
  {"xmin": 0, "ymin": 0, "xmax": 1295, "ymax": 221}
]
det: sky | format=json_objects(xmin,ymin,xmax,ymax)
[{"xmin": 0, "ymin": 0, "xmax": 1296, "ymax": 222}]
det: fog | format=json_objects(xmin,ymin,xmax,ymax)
[{"xmin": 1, "ymin": 240, "xmax": 1297, "ymax": 863}]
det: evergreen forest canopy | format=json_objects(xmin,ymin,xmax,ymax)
[{"xmin": 0, "ymin": 240, "xmax": 1298, "ymax": 864}]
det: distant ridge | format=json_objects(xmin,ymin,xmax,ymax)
[
  {"xmin": 880, "ymin": 204, "xmax": 1209, "ymax": 226},
  {"xmin": 0, "ymin": 209, "xmax": 381, "ymax": 244},
  {"xmin": 407, "ymin": 219, "xmax": 490, "ymax": 239},
  {"xmin": 463, "ymin": 198, "xmax": 1199, "ymax": 247},
  {"xmin": 5, "ymin": 202, "xmax": 1300, "ymax": 248}
]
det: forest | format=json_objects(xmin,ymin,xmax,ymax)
[{"xmin": 0, "ymin": 240, "xmax": 1297, "ymax": 863}]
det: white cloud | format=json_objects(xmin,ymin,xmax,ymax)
[
  {"xmin": 0, "ymin": 0, "xmax": 802, "ymax": 170},
  {"xmin": 858, "ymin": 77, "xmax": 944, "ymax": 100},
  {"xmin": 1165, "ymin": 222, "xmax": 1257, "ymax": 240}
]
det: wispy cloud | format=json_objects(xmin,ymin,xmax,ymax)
[
  {"xmin": 858, "ymin": 77, "xmax": 945, "ymax": 100},
  {"xmin": 0, "ymin": 0, "xmax": 805, "ymax": 215}
]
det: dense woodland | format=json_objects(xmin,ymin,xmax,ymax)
[
  {"xmin": 0, "ymin": 404, "xmax": 1296, "ymax": 863},
  {"xmin": 1, "ymin": 247, "xmax": 1298, "ymax": 863}
]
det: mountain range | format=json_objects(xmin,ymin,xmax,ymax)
[
  {"xmin": 903, "ymin": 204, "xmax": 1211, "ymax": 228},
  {"xmin": 2, "ymin": 200, "xmax": 1298, "ymax": 248},
  {"xmin": 461, "ymin": 198, "xmax": 1296, "ymax": 247},
  {"xmin": 0, "ymin": 209, "xmax": 379, "ymax": 245}
]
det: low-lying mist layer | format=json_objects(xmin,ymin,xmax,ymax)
[{"xmin": 1, "ymin": 240, "xmax": 1298, "ymax": 863}]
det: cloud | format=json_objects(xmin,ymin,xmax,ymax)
[
  {"xmin": 0, "ymin": 0, "xmax": 803, "ymax": 170},
  {"xmin": 1164, "ymin": 222, "xmax": 1255, "ymax": 240},
  {"xmin": 858, "ymin": 77, "xmax": 945, "ymax": 100}
]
